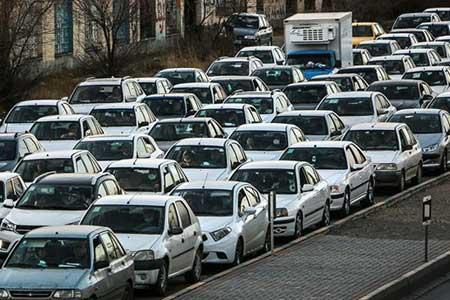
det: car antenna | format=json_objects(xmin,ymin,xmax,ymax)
[
  {"xmin": 202, "ymin": 173, "xmax": 208, "ymax": 189},
  {"xmin": 126, "ymin": 193, "xmax": 137, "ymax": 205},
  {"xmin": 133, "ymin": 158, "xmax": 138, "ymax": 165}
]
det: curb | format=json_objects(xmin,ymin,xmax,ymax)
[
  {"xmin": 359, "ymin": 251, "xmax": 450, "ymax": 300},
  {"xmin": 163, "ymin": 172, "xmax": 450, "ymax": 300}
]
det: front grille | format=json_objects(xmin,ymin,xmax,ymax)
[
  {"xmin": 10, "ymin": 290, "xmax": 52, "ymax": 298},
  {"xmin": 15, "ymin": 225, "xmax": 41, "ymax": 235}
]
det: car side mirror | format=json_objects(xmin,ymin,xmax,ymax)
[
  {"xmin": 377, "ymin": 108, "xmax": 388, "ymax": 115},
  {"xmin": 330, "ymin": 130, "xmax": 342, "ymax": 137},
  {"xmin": 168, "ymin": 226, "xmax": 183, "ymax": 235},
  {"xmin": 351, "ymin": 163, "xmax": 364, "ymax": 171},
  {"xmin": 139, "ymin": 121, "xmax": 149, "ymax": 127},
  {"xmin": 94, "ymin": 260, "xmax": 109, "ymax": 270},
  {"xmin": 3, "ymin": 199, "xmax": 14, "ymax": 209},
  {"xmin": 61, "ymin": 96, "xmax": 69, "ymax": 101},
  {"xmin": 403, "ymin": 144, "xmax": 413, "ymax": 151},
  {"xmin": 260, "ymin": 26, "xmax": 267, "ymax": 30},
  {"xmin": 244, "ymin": 207, "xmax": 257, "ymax": 216},
  {"xmin": 446, "ymin": 129, "xmax": 450, "ymax": 135},
  {"xmin": 302, "ymin": 184, "xmax": 314, "ymax": 193},
  {"xmin": 231, "ymin": 161, "xmax": 241, "ymax": 170},
  {"xmin": 186, "ymin": 110, "xmax": 196, "ymax": 117},
  {"xmin": 276, "ymin": 59, "xmax": 284, "ymax": 65}
]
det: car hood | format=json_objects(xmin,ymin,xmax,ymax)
[
  {"xmin": 102, "ymin": 127, "xmax": 136, "ymax": 135},
  {"xmin": 365, "ymin": 150, "xmax": 399, "ymax": 164},
  {"xmin": 0, "ymin": 268, "xmax": 89, "ymax": 289},
  {"xmin": 305, "ymin": 135, "xmax": 327, "ymax": 141},
  {"xmin": 7, "ymin": 209, "xmax": 85, "ymax": 227},
  {"xmin": 183, "ymin": 168, "xmax": 227, "ymax": 181},
  {"xmin": 430, "ymin": 85, "xmax": 450, "ymax": 94},
  {"xmin": 115, "ymin": 234, "xmax": 161, "ymax": 252},
  {"xmin": 0, "ymin": 161, "xmax": 15, "ymax": 172},
  {"xmin": 340, "ymin": 116, "xmax": 376, "ymax": 128},
  {"xmin": 0, "ymin": 206, "xmax": 12, "ymax": 220},
  {"xmin": 40, "ymin": 141, "xmax": 78, "ymax": 151},
  {"xmin": 198, "ymin": 216, "xmax": 234, "ymax": 233},
  {"xmin": 317, "ymin": 169, "xmax": 347, "ymax": 185},
  {"xmin": 1, "ymin": 123, "xmax": 33, "ymax": 133},
  {"xmin": 233, "ymin": 27, "xmax": 258, "ymax": 36},
  {"xmin": 245, "ymin": 151, "xmax": 283, "ymax": 161},
  {"xmin": 70, "ymin": 104, "xmax": 96, "ymax": 115},
  {"xmin": 415, "ymin": 133, "xmax": 443, "ymax": 148},
  {"xmin": 157, "ymin": 141, "xmax": 177, "ymax": 152}
]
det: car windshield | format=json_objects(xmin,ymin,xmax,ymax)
[
  {"xmin": 317, "ymin": 97, "xmax": 373, "ymax": 116},
  {"xmin": 229, "ymin": 15, "xmax": 259, "ymax": 29},
  {"xmin": 353, "ymin": 25, "xmax": 373, "ymax": 37},
  {"xmin": 284, "ymin": 85, "xmax": 328, "ymax": 104},
  {"xmin": 281, "ymin": 148, "xmax": 347, "ymax": 170},
  {"xmin": 286, "ymin": 54, "xmax": 331, "ymax": 69},
  {"xmin": 70, "ymin": 85, "xmax": 122, "ymax": 104},
  {"xmin": 171, "ymin": 87, "xmax": 212, "ymax": 103},
  {"xmin": 139, "ymin": 82, "xmax": 157, "ymax": 95},
  {"xmin": 429, "ymin": 97, "xmax": 450, "ymax": 111},
  {"xmin": 338, "ymin": 68, "xmax": 378, "ymax": 84},
  {"xmin": 16, "ymin": 184, "xmax": 94, "ymax": 210},
  {"xmin": 412, "ymin": 44, "xmax": 446, "ymax": 57},
  {"xmin": 419, "ymin": 24, "xmax": 450, "ymax": 38},
  {"xmin": 405, "ymin": 53, "xmax": 430, "ymax": 66},
  {"xmin": 353, "ymin": 52, "xmax": 364, "ymax": 65},
  {"xmin": 358, "ymin": 44, "xmax": 391, "ymax": 56},
  {"xmin": 6, "ymin": 105, "xmax": 58, "ymax": 124},
  {"xmin": 237, "ymin": 50, "xmax": 274, "ymax": 64},
  {"xmin": 344, "ymin": 130, "xmax": 399, "ymax": 150},
  {"xmin": 368, "ymin": 84, "xmax": 419, "ymax": 100},
  {"xmin": 156, "ymin": 71, "xmax": 195, "ymax": 85},
  {"xmin": 0, "ymin": 141, "xmax": 17, "ymax": 161},
  {"xmin": 389, "ymin": 114, "xmax": 441, "ymax": 134},
  {"xmin": 212, "ymin": 79, "xmax": 253, "ymax": 94},
  {"xmin": 107, "ymin": 168, "xmax": 161, "ymax": 192},
  {"xmin": 15, "ymin": 159, "xmax": 74, "ymax": 182},
  {"xmin": 207, "ymin": 61, "xmax": 249, "ymax": 76},
  {"xmin": 379, "ymin": 37, "xmax": 411, "ymax": 49},
  {"xmin": 371, "ymin": 60, "xmax": 405, "ymax": 75},
  {"xmin": 6, "ymin": 238, "xmax": 90, "ymax": 269},
  {"xmin": 226, "ymin": 97, "xmax": 273, "ymax": 114},
  {"xmin": 272, "ymin": 115, "xmax": 328, "ymax": 135},
  {"xmin": 230, "ymin": 169, "xmax": 297, "ymax": 194},
  {"xmin": 166, "ymin": 145, "xmax": 226, "ymax": 169},
  {"xmin": 75, "ymin": 140, "xmax": 133, "ymax": 161},
  {"xmin": 252, "ymin": 69, "xmax": 293, "ymax": 85},
  {"xmin": 82, "ymin": 205, "xmax": 164, "ymax": 234},
  {"xmin": 230, "ymin": 131, "xmax": 288, "ymax": 151},
  {"xmin": 172, "ymin": 190, "xmax": 233, "ymax": 216},
  {"xmin": 91, "ymin": 109, "xmax": 136, "ymax": 127},
  {"xmin": 149, "ymin": 122, "xmax": 209, "ymax": 141},
  {"xmin": 403, "ymin": 71, "xmax": 447, "ymax": 86},
  {"xmin": 395, "ymin": 16, "xmax": 430, "ymax": 29},
  {"xmin": 196, "ymin": 109, "xmax": 245, "ymax": 127},
  {"xmin": 315, "ymin": 77, "xmax": 353, "ymax": 92},
  {"xmin": 30, "ymin": 121, "xmax": 81, "ymax": 140},
  {"xmin": 142, "ymin": 97, "xmax": 186, "ymax": 117}
]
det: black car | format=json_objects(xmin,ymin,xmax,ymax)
[{"xmin": 225, "ymin": 13, "xmax": 273, "ymax": 46}]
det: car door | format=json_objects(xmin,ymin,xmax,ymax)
[
  {"xmin": 237, "ymin": 187, "xmax": 258, "ymax": 254},
  {"xmin": 166, "ymin": 202, "xmax": 186, "ymax": 275},
  {"xmin": 92, "ymin": 235, "xmax": 114, "ymax": 299},
  {"xmin": 298, "ymin": 165, "xmax": 321, "ymax": 227},
  {"xmin": 244, "ymin": 186, "xmax": 267, "ymax": 250},
  {"xmin": 374, "ymin": 96, "xmax": 388, "ymax": 122},
  {"xmin": 175, "ymin": 200, "xmax": 197, "ymax": 270},
  {"xmin": 349, "ymin": 144, "xmax": 372, "ymax": 197},
  {"xmin": 398, "ymin": 127, "xmax": 416, "ymax": 180},
  {"xmin": 404, "ymin": 126, "xmax": 422, "ymax": 174},
  {"xmin": 442, "ymin": 114, "xmax": 450, "ymax": 161}
]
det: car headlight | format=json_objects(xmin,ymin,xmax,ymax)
[
  {"xmin": 330, "ymin": 185, "xmax": 342, "ymax": 194},
  {"xmin": 275, "ymin": 208, "xmax": 288, "ymax": 218},
  {"xmin": 132, "ymin": 250, "xmax": 155, "ymax": 261},
  {"xmin": 244, "ymin": 35, "xmax": 256, "ymax": 39},
  {"xmin": 0, "ymin": 289, "xmax": 9, "ymax": 299},
  {"xmin": 210, "ymin": 227, "xmax": 232, "ymax": 241},
  {"xmin": 53, "ymin": 289, "xmax": 82, "ymax": 299},
  {"xmin": 376, "ymin": 163, "xmax": 398, "ymax": 171},
  {"xmin": 423, "ymin": 143, "xmax": 439, "ymax": 152},
  {"xmin": 0, "ymin": 219, "xmax": 16, "ymax": 232}
]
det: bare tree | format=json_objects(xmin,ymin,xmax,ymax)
[
  {"xmin": 0, "ymin": 0, "xmax": 55, "ymax": 106},
  {"xmin": 72, "ymin": 0, "xmax": 139, "ymax": 76}
]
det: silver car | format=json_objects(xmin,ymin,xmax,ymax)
[{"xmin": 0, "ymin": 225, "xmax": 135, "ymax": 300}]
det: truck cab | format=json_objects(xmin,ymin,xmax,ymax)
[{"xmin": 286, "ymin": 50, "xmax": 338, "ymax": 79}]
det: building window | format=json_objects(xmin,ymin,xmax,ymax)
[
  {"xmin": 114, "ymin": 0, "xmax": 130, "ymax": 44},
  {"xmin": 55, "ymin": 0, "xmax": 73, "ymax": 55},
  {"xmin": 140, "ymin": 0, "xmax": 156, "ymax": 39}
]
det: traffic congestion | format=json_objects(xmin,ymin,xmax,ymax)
[{"xmin": 1, "ymin": 6, "xmax": 450, "ymax": 300}]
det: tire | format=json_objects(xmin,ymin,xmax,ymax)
[
  {"xmin": 321, "ymin": 201, "xmax": 331, "ymax": 227},
  {"xmin": 294, "ymin": 212, "xmax": 303, "ymax": 238},
  {"xmin": 233, "ymin": 239, "xmax": 244, "ymax": 266},
  {"xmin": 440, "ymin": 151, "xmax": 448, "ymax": 174},
  {"xmin": 413, "ymin": 164, "xmax": 423, "ymax": 185},
  {"xmin": 185, "ymin": 249, "xmax": 202, "ymax": 283},
  {"xmin": 361, "ymin": 179, "xmax": 375, "ymax": 207},
  {"xmin": 340, "ymin": 190, "xmax": 351, "ymax": 217},
  {"xmin": 121, "ymin": 282, "xmax": 134, "ymax": 300},
  {"xmin": 154, "ymin": 261, "xmax": 168, "ymax": 296},
  {"xmin": 398, "ymin": 171, "xmax": 406, "ymax": 192}
]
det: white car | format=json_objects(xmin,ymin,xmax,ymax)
[
  {"xmin": 410, "ymin": 41, "xmax": 450, "ymax": 59},
  {"xmin": 235, "ymin": 46, "xmax": 286, "ymax": 67},
  {"xmin": 0, "ymin": 99, "xmax": 74, "ymax": 133},
  {"xmin": 402, "ymin": 66, "xmax": 450, "ymax": 94},
  {"xmin": 105, "ymin": 159, "xmax": 189, "ymax": 194},
  {"xmin": 170, "ymin": 82, "xmax": 228, "ymax": 104},
  {"xmin": 357, "ymin": 40, "xmax": 401, "ymax": 57},
  {"xmin": 0, "ymin": 173, "xmax": 25, "ymax": 224},
  {"xmin": 206, "ymin": 57, "xmax": 264, "ymax": 77},
  {"xmin": 229, "ymin": 123, "xmax": 306, "ymax": 161},
  {"xmin": 29, "ymin": 114, "xmax": 104, "ymax": 151},
  {"xmin": 272, "ymin": 110, "xmax": 348, "ymax": 141},
  {"xmin": 90, "ymin": 102, "xmax": 157, "ymax": 135},
  {"xmin": 224, "ymin": 91, "xmax": 293, "ymax": 122},
  {"xmin": 392, "ymin": 12, "xmax": 441, "ymax": 30},
  {"xmin": 280, "ymin": 141, "xmax": 376, "ymax": 216},
  {"xmin": 376, "ymin": 33, "xmax": 418, "ymax": 49},
  {"xmin": 282, "ymin": 81, "xmax": 341, "ymax": 110},
  {"xmin": 195, "ymin": 104, "xmax": 262, "ymax": 136},
  {"xmin": 135, "ymin": 77, "xmax": 173, "ymax": 95},
  {"xmin": 172, "ymin": 181, "xmax": 269, "ymax": 265},
  {"xmin": 393, "ymin": 48, "xmax": 443, "ymax": 67},
  {"xmin": 74, "ymin": 134, "xmax": 164, "ymax": 170},
  {"xmin": 229, "ymin": 161, "xmax": 330, "ymax": 238},
  {"xmin": 139, "ymin": 93, "xmax": 203, "ymax": 120},
  {"xmin": 316, "ymin": 91, "xmax": 397, "ymax": 128},
  {"xmin": 335, "ymin": 65, "xmax": 391, "ymax": 84},
  {"xmin": 368, "ymin": 55, "xmax": 416, "ymax": 80},
  {"xmin": 165, "ymin": 138, "xmax": 249, "ymax": 181},
  {"xmin": 343, "ymin": 122, "xmax": 423, "ymax": 191},
  {"xmin": 80, "ymin": 194, "xmax": 203, "ymax": 295},
  {"xmin": 12, "ymin": 150, "xmax": 102, "ymax": 185}
]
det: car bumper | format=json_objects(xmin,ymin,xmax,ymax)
[
  {"xmin": 133, "ymin": 259, "xmax": 164, "ymax": 287},
  {"xmin": 202, "ymin": 234, "xmax": 236, "ymax": 264},
  {"xmin": 330, "ymin": 193, "xmax": 345, "ymax": 211},
  {"xmin": 423, "ymin": 152, "xmax": 442, "ymax": 168},
  {"xmin": 273, "ymin": 216, "xmax": 296, "ymax": 237},
  {"xmin": 374, "ymin": 170, "xmax": 402, "ymax": 186}
]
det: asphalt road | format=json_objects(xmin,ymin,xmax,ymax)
[{"xmin": 416, "ymin": 280, "xmax": 450, "ymax": 300}]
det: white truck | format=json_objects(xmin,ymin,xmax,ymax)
[{"xmin": 284, "ymin": 12, "xmax": 353, "ymax": 79}]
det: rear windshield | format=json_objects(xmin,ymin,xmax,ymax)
[
  {"xmin": 107, "ymin": 168, "xmax": 161, "ymax": 192},
  {"xmin": 283, "ymin": 85, "xmax": 328, "ymax": 104},
  {"xmin": 389, "ymin": 113, "xmax": 441, "ymax": 134},
  {"xmin": 395, "ymin": 16, "xmax": 431, "ymax": 29},
  {"xmin": 70, "ymin": 85, "xmax": 122, "ymax": 104},
  {"xmin": 149, "ymin": 122, "xmax": 209, "ymax": 141},
  {"xmin": 403, "ymin": 71, "xmax": 447, "ymax": 86},
  {"xmin": 155, "ymin": 71, "xmax": 195, "ymax": 85},
  {"xmin": 429, "ymin": 96, "xmax": 450, "ymax": 111},
  {"xmin": 139, "ymin": 82, "xmax": 157, "ymax": 95},
  {"xmin": 411, "ymin": 44, "xmax": 446, "ymax": 57},
  {"xmin": 212, "ymin": 79, "xmax": 253, "ymax": 94},
  {"xmin": 338, "ymin": 68, "xmax": 378, "ymax": 84},
  {"xmin": 252, "ymin": 69, "xmax": 293, "ymax": 86},
  {"xmin": 371, "ymin": 60, "xmax": 405, "ymax": 75},
  {"xmin": 229, "ymin": 131, "xmax": 288, "ymax": 151},
  {"xmin": 228, "ymin": 15, "xmax": 259, "ymax": 29},
  {"xmin": 0, "ymin": 141, "xmax": 17, "ymax": 161},
  {"xmin": 207, "ymin": 61, "xmax": 249, "ymax": 76},
  {"xmin": 171, "ymin": 87, "xmax": 212, "ymax": 103},
  {"xmin": 6, "ymin": 106, "xmax": 58, "ymax": 124},
  {"xmin": 344, "ymin": 130, "xmax": 399, "ymax": 151},
  {"xmin": 358, "ymin": 44, "xmax": 391, "ymax": 57},
  {"xmin": 225, "ymin": 97, "xmax": 273, "ymax": 114},
  {"xmin": 230, "ymin": 169, "xmax": 297, "ymax": 194},
  {"xmin": 317, "ymin": 97, "xmax": 373, "ymax": 116},
  {"xmin": 142, "ymin": 97, "xmax": 186, "ymax": 117},
  {"xmin": 281, "ymin": 147, "xmax": 347, "ymax": 170},
  {"xmin": 312, "ymin": 77, "xmax": 353, "ymax": 92},
  {"xmin": 75, "ymin": 140, "xmax": 133, "ymax": 161},
  {"xmin": 272, "ymin": 115, "xmax": 328, "ymax": 135},
  {"xmin": 91, "ymin": 109, "xmax": 136, "ymax": 127},
  {"xmin": 165, "ymin": 145, "xmax": 226, "ymax": 169},
  {"xmin": 368, "ymin": 84, "xmax": 419, "ymax": 100},
  {"xmin": 15, "ymin": 159, "xmax": 74, "ymax": 182},
  {"xmin": 172, "ymin": 189, "xmax": 233, "ymax": 217},
  {"xmin": 196, "ymin": 109, "xmax": 245, "ymax": 127},
  {"xmin": 353, "ymin": 25, "xmax": 373, "ymax": 37},
  {"xmin": 30, "ymin": 121, "xmax": 81, "ymax": 140},
  {"xmin": 353, "ymin": 52, "xmax": 364, "ymax": 65},
  {"xmin": 402, "ymin": 52, "xmax": 430, "ymax": 67},
  {"xmin": 237, "ymin": 50, "xmax": 274, "ymax": 64},
  {"xmin": 379, "ymin": 36, "xmax": 411, "ymax": 49},
  {"xmin": 418, "ymin": 24, "xmax": 450, "ymax": 38}
]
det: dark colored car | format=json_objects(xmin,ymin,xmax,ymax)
[
  {"xmin": 251, "ymin": 66, "xmax": 305, "ymax": 90},
  {"xmin": 225, "ymin": 13, "xmax": 273, "ymax": 46}
]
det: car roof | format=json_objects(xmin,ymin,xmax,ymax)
[
  {"xmin": 0, "ymin": 133, "xmax": 22, "ymax": 141},
  {"xmin": 255, "ymin": 66, "xmax": 298, "ymax": 71},
  {"xmin": 413, "ymin": 41, "xmax": 448, "ymax": 46},
  {"xmin": 239, "ymin": 46, "xmax": 280, "ymax": 51},
  {"xmin": 339, "ymin": 65, "xmax": 383, "ymax": 70},
  {"xmin": 14, "ymin": 100, "xmax": 62, "ymax": 107},
  {"xmin": 379, "ymin": 33, "xmax": 414, "ymax": 38},
  {"xmin": 369, "ymin": 55, "xmax": 408, "ymax": 61},
  {"xmin": 392, "ymin": 28, "xmax": 430, "ymax": 33},
  {"xmin": 174, "ymin": 138, "xmax": 228, "ymax": 147},
  {"xmin": 213, "ymin": 57, "xmax": 252, "ymax": 63},
  {"xmin": 405, "ymin": 66, "xmax": 450, "ymax": 72},
  {"xmin": 143, "ymin": 93, "xmax": 190, "ymax": 99},
  {"xmin": 94, "ymin": 194, "xmax": 183, "ymax": 207},
  {"xmin": 437, "ymin": 92, "xmax": 450, "ymax": 97},
  {"xmin": 228, "ymin": 91, "xmax": 274, "ymax": 98},
  {"xmin": 36, "ymin": 173, "xmax": 109, "ymax": 185},
  {"xmin": 158, "ymin": 68, "xmax": 203, "ymax": 73},
  {"xmin": 134, "ymin": 77, "xmax": 161, "ymax": 83},
  {"xmin": 289, "ymin": 141, "xmax": 353, "ymax": 149},
  {"xmin": 211, "ymin": 76, "xmax": 259, "ymax": 81},
  {"xmin": 79, "ymin": 78, "xmax": 124, "ymax": 86},
  {"xmin": 285, "ymin": 81, "xmax": 334, "ymax": 87},
  {"xmin": 0, "ymin": 172, "xmax": 21, "ymax": 182},
  {"xmin": 91, "ymin": 103, "xmax": 144, "ymax": 110},
  {"xmin": 156, "ymin": 117, "xmax": 213, "ymax": 124},
  {"xmin": 350, "ymin": 122, "xmax": 403, "ymax": 131},
  {"xmin": 22, "ymin": 150, "xmax": 86, "ymax": 160},
  {"xmin": 359, "ymin": 40, "xmax": 396, "ymax": 45},
  {"xmin": 352, "ymin": 22, "xmax": 379, "ymax": 26},
  {"xmin": 35, "ymin": 114, "xmax": 87, "ymax": 122},
  {"xmin": 369, "ymin": 79, "xmax": 420, "ymax": 86},
  {"xmin": 353, "ymin": 48, "xmax": 370, "ymax": 53},
  {"xmin": 312, "ymin": 73, "xmax": 359, "ymax": 79},
  {"xmin": 25, "ymin": 225, "xmax": 107, "ymax": 239},
  {"xmin": 201, "ymin": 103, "xmax": 251, "ymax": 110},
  {"xmin": 276, "ymin": 110, "xmax": 332, "ymax": 117},
  {"xmin": 395, "ymin": 48, "xmax": 434, "ymax": 54},
  {"xmin": 394, "ymin": 108, "xmax": 442, "ymax": 115},
  {"xmin": 233, "ymin": 123, "xmax": 292, "ymax": 132},
  {"xmin": 398, "ymin": 12, "xmax": 436, "ymax": 17},
  {"xmin": 175, "ymin": 180, "xmax": 245, "ymax": 191},
  {"xmin": 80, "ymin": 134, "xmax": 140, "ymax": 142},
  {"xmin": 419, "ymin": 21, "xmax": 450, "ymax": 26},
  {"xmin": 173, "ymin": 83, "xmax": 215, "ymax": 88},
  {"xmin": 237, "ymin": 160, "xmax": 302, "ymax": 170},
  {"xmin": 326, "ymin": 91, "xmax": 375, "ymax": 98},
  {"xmin": 107, "ymin": 158, "xmax": 174, "ymax": 169}
]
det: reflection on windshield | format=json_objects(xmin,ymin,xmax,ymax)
[
  {"xmin": 230, "ymin": 131, "xmax": 288, "ymax": 151},
  {"xmin": 82, "ymin": 205, "xmax": 164, "ymax": 234},
  {"xmin": 0, "ymin": 141, "xmax": 17, "ymax": 161},
  {"xmin": 226, "ymin": 97, "xmax": 273, "ymax": 114},
  {"xmin": 91, "ymin": 109, "xmax": 136, "ymax": 127},
  {"xmin": 196, "ymin": 109, "xmax": 245, "ymax": 127},
  {"xmin": 230, "ymin": 169, "xmax": 297, "ymax": 194},
  {"xmin": 207, "ymin": 62, "xmax": 249, "ymax": 76},
  {"xmin": 344, "ymin": 130, "xmax": 399, "ymax": 150},
  {"xmin": 143, "ymin": 98, "xmax": 186, "ymax": 117},
  {"xmin": 6, "ymin": 106, "xmax": 58, "ymax": 124},
  {"xmin": 156, "ymin": 71, "xmax": 195, "ymax": 85},
  {"xmin": 403, "ymin": 71, "xmax": 447, "ymax": 86},
  {"xmin": 166, "ymin": 146, "xmax": 226, "ymax": 169},
  {"xmin": 317, "ymin": 97, "xmax": 373, "ymax": 116},
  {"xmin": 281, "ymin": 148, "xmax": 347, "ymax": 169},
  {"xmin": 108, "ymin": 168, "xmax": 161, "ymax": 192},
  {"xmin": 284, "ymin": 85, "xmax": 327, "ymax": 104},
  {"xmin": 273, "ymin": 115, "xmax": 328, "ymax": 135},
  {"xmin": 173, "ymin": 190, "xmax": 233, "ymax": 216},
  {"xmin": 139, "ymin": 82, "xmax": 157, "ymax": 95},
  {"xmin": 70, "ymin": 85, "xmax": 122, "ymax": 104},
  {"xmin": 31, "ymin": 121, "xmax": 81, "ymax": 140},
  {"xmin": 15, "ymin": 159, "xmax": 74, "ymax": 182},
  {"xmin": 150, "ymin": 122, "xmax": 209, "ymax": 141},
  {"xmin": 252, "ymin": 69, "xmax": 293, "ymax": 85},
  {"xmin": 6, "ymin": 238, "xmax": 90, "ymax": 269},
  {"xmin": 75, "ymin": 140, "xmax": 133, "ymax": 161},
  {"xmin": 389, "ymin": 114, "xmax": 441, "ymax": 134}
]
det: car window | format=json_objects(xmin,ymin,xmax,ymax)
[
  {"xmin": 168, "ymin": 164, "xmax": 182, "ymax": 184},
  {"xmin": 75, "ymin": 157, "xmax": 88, "ymax": 173},
  {"xmin": 238, "ymin": 189, "xmax": 251, "ymax": 216},
  {"xmin": 23, "ymin": 138, "xmax": 38, "ymax": 153},
  {"xmin": 104, "ymin": 179, "xmax": 120, "ymax": 195},
  {"xmin": 245, "ymin": 186, "xmax": 261, "ymax": 206},
  {"xmin": 349, "ymin": 145, "xmax": 366, "ymax": 164},
  {"xmin": 168, "ymin": 203, "xmax": 180, "ymax": 229},
  {"xmin": 346, "ymin": 148, "xmax": 357, "ymax": 168},
  {"xmin": 302, "ymin": 165, "xmax": 318, "ymax": 185},
  {"xmin": 399, "ymin": 128, "xmax": 408, "ymax": 149},
  {"xmin": 87, "ymin": 153, "xmax": 102, "ymax": 172},
  {"xmin": 100, "ymin": 232, "xmax": 119, "ymax": 261},
  {"xmin": 231, "ymin": 143, "xmax": 247, "ymax": 163},
  {"xmin": 228, "ymin": 145, "xmax": 239, "ymax": 168},
  {"xmin": 109, "ymin": 233, "xmax": 126, "ymax": 257},
  {"xmin": 93, "ymin": 236, "xmax": 108, "ymax": 264},
  {"xmin": 442, "ymin": 114, "xmax": 450, "ymax": 132},
  {"xmin": 136, "ymin": 138, "xmax": 148, "ymax": 158},
  {"xmin": 175, "ymin": 201, "xmax": 192, "ymax": 228},
  {"xmin": 81, "ymin": 154, "xmax": 95, "ymax": 173},
  {"xmin": 6, "ymin": 179, "xmax": 15, "ymax": 200},
  {"xmin": 12, "ymin": 177, "xmax": 25, "ymax": 198},
  {"xmin": 164, "ymin": 166, "xmax": 176, "ymax": 192},
  {"xmin": 143, "ymin": 137, "xmax": 156, "ymax": 153}
]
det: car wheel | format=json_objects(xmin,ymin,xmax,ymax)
[
  {"xmin": 294, "ymin": 212, "xmax": 303, "ymax": 238},
  {"xmin": 154, "ymin": 261, "xmax": 168, "ymax": 296},
  {"xmin": 413, "ymin": 164, "xmax": 423, "ymax": 185},
  {"xmin": 121, "ymin": 282, "xmax": 134, "ymax": 300},
  {"xmin": 233, "ymin": 239, "xmax": 244, "ymax": 266},
  {"xmin": 340, "ymin": 190, "xmax": 351, "ymax": 217},
  {"xmin": 361, "ymin": 180, "xmax": 375, "ymax": 207},
  {"xmin": 440, "ymin": 151, "xmax": 448, "ymax": 173},
  {"xmin": 321, "ymin": 201, "xmax": 331, "ymax": 226},
  {"xmin": 185, "ymin": 249, "xmax": 202, "ymax": 283},
  {"xmin": 398, "ymin": 171, "xmax": 406, "ymax": 192}
]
